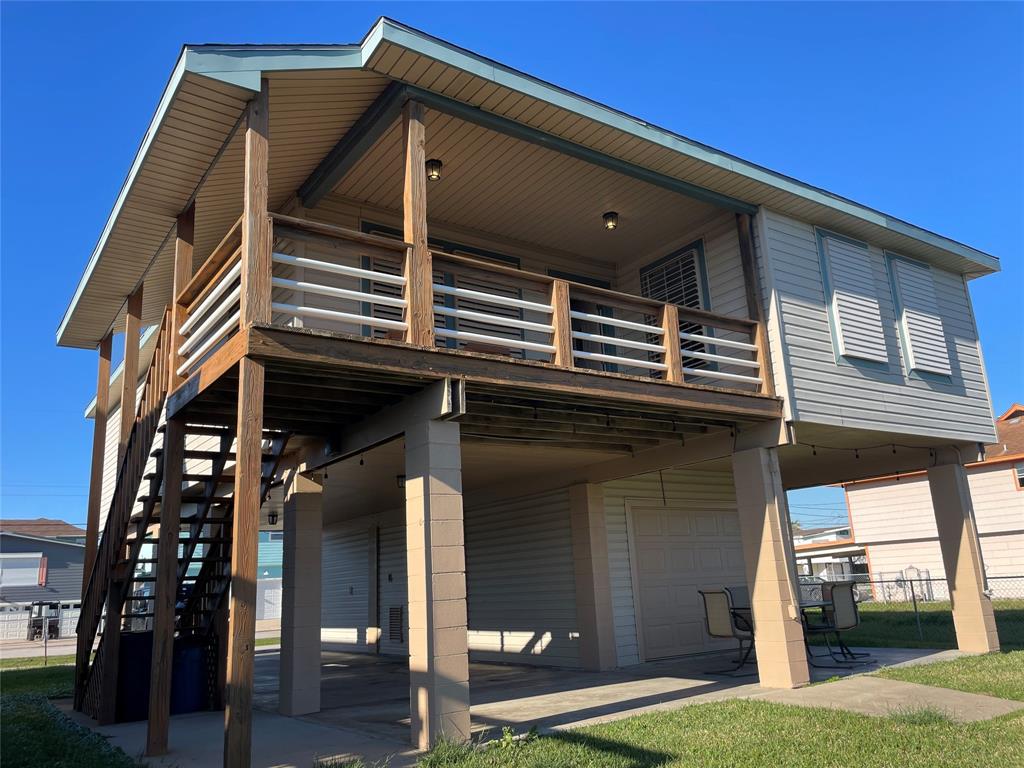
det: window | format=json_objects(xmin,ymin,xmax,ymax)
[
  {"xmin": 888, "ymin": 255, "xmax": 952, "ymax": 376},
  {"xmin": 817, "ymin": 231, "xmax": 888, "ymax": 364},
  {"xmin": 0, "ymin": 553, "xmax": 43, "ymax": 587},
  {"xmin": 640, "ymin": 241, "xmax": 709, "ymax": 366},
  {"xmin": 1016, "ymin": 463, "xmax": 1024, "ymax": 490}
]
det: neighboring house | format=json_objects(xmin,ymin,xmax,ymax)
[
  {"xmin": 843, "ymin": 403, "xmax": 1024, "ymax": 597},
  {"xmin": 0, "ymin": 517, "xmax": 88, "ymax": 545},
  {"xmin": 58, "ymin": 18, "xmax": 1006, "ymax": 758},
  {"xmin": 0, "ymin": 531, "xmax": 85, "ymax": 640},
  {"xmin": 792, "ymin": 525, "xmax": 867, "ymax": 582}
]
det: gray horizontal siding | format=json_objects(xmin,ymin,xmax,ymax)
[
  {"xmin": 0, "ymin": 535, "xmax": 84, "ymax": 605},
  {"xmin": 759, "ymin": 209, "xmax": 995, "ymax": 442}
]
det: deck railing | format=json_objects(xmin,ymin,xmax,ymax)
[{"xmin": 175, "ymin": 215, "xmax": 769, "ymax": 394}]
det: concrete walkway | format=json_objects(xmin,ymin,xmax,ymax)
[
  {"xmin": 748, "ymin": 674, "xmax": 1024, "ymax": 723},
  {"xmin": 62, "ymin": 646, "xmax": 1020, "ymax": 767}
]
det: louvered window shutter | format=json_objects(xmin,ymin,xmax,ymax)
[
  {"xmin": 890, "ymin": 258, "xmax": 952, "ymax": 375},
  {"xmin": 640, "ymin": 246, "xmax": 707, "ymax": 365},
  {"xmin": 823, "ymin": 236, "xmax": 888, "ymax": 364}
]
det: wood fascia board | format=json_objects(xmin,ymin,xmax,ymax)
[{"xmin": 245, "ymin": 326, "xmax": 784, "ymax": 420}]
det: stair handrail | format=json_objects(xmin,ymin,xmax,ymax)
[{"xmin": 75, "ymin": 310, "xmax": 172, "ymax": 709}]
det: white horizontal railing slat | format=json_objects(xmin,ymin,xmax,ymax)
[
  {"xmin": 271, "ymin": 302, "xmax": 408, "ymax": 331},
  {"xmin": 271, "ymin": 276, "xmax": 406, "ymax": 308},
  {"xmin": 435, "ymin": 328, "xmax": 555, "ymax": 354},
  {"xmin": 273, "ymin": 252, "xmax": 406, "ymax": 286},
  {"xmin": 573, "ymin": 350, "xmax": 668, "ymax": 371},
  {"xmin": 569, "ymin": 310, "xmax": 663, "ymax": 336}
]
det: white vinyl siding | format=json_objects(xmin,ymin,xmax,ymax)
[
  {"xmin": 465, "ymin": 489, "xmax": 579, "ymax": 667},
  {"xmin": 820, "ymin": 234, "xmax": 888, "ymax": 364},
  {"xmin": 377, "ymin": 523, "xmax": 408, "ymax": 656},
  {"xmin": 321, "ymin": 524, "xmax": 371, "ymax": 650},
  {"xmin": 889, "ymin": 257, "xmax": 952, "ymax": 376},
  {"xmin": 758, "ymin": 209, "xmax": 996, "ymax": 443},
  {"xmin": 603, "ymin": 468, "xmax": 741, "ymax": 666}
]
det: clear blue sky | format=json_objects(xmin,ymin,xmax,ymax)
[{"xmin": 2, "ymin": 2, "xmax": 1021, "ymax": 529}]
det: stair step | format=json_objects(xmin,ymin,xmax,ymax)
[
  {"xmin": 143, "ymin": 471, "xmax": 231, "ymax": 483},
  {"xmin": 138, "ymin": 494, "xmax": 235, "ymax": 504},
  {"xmin": 131, "ymin": 575, "xmax": 198, "ymax": 584}
]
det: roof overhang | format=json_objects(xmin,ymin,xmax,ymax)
[{"xmin": 57, "ymin": 16, "xmax": 1002, "ymax": 350}]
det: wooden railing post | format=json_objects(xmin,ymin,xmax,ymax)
[
  {"xmin": 735, "ymin": 212, "xmax": 775, "ymax": 395},
  {"xmin": 549, "ymin": 279, "xmax": 574, "ymax": 368},
  {"xmin": 241, "ymin": 79, "xmax": 271, "ymax": 329},
  {"xmin": 118, "ymin": 285, "xmax": 144, "ymax": 461},
  {"xmin": 169, "ymin": 204, "xmax": 195, "ymax": 388},
  {"xmin": 660, "ymin": 304, "xmax": 684, "ymax": 383},
  {"xmin": 82, "ymin": 333, "xmax": 111, "ymax": 594},
  {"xmin": 402, "ymin": 100, "xmax": 434, "ymax": 347},
  {"xmin": 224, "ymin": 77, "xmax": 270, "ymax": 768}
]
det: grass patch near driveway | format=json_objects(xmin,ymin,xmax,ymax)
[
  {"xmin": 876, "ymin": 650, "xmax": 1024, "ymax": 701},
  {"xmin": 416, "ymin": 700, "xmax": 1024, "ymax": 768},
  {"xmin": 0, "ymin": 653, "xmax": 76, "ymax": 670},
  {"xmin": 0, "ymin": 663, "xmax": 74, "ymax": 697}
]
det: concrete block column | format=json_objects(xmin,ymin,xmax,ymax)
[
  {"xmin": 569, "ymin": 484, "xmax": 617, "ymax": 671},
  {"xmin": 279, "ymin": 472, "xmax": 323, "ymax": 716},
  {"xmin": 732, "ymin": 447, "xmax": 810, "ymax": 689},
  {"xmin": 927, "ymin": 462, "xmax": 1000, "ymax": 653},
  {"xmin": 405, "ymin": 419, "xmax": 470, "ymax": 749}
]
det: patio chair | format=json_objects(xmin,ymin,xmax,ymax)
[
  {"xmin": 698, "ymin": 589, "xmax": 756, "ymax": 675},
  {"xmin": 802, "ymin": 582, "xmax": 870, "ymax": 667}
]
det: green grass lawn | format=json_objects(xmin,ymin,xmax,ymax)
[
  {"xmin": 1, "ymin": 694, "xmax": 143, "ymax": 768},
  {"xmin": 876, "ymin": 650, "xmax": 1024, "ymax": 701},
  {"xmin": 0, "ymin": 653, "xmax": 76, "ymax": 670},
  {"xmin": 415, "ymin": 700, "xmax": 1024, "ymax": 768},
  {"xmin": 0, "ymin": 664, "xmax": 142, "ymax": 767},
  {"xmin": 811, "ymin": 599, "xmax": 1024, "ymax": 649}
]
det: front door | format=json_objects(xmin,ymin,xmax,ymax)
[{"xmin": 629, "ymin": 503, "xmax": 746, "ymax": 660}]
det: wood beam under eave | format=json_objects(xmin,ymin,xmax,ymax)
[{"xmin": 298, "ymin": 81, "xmax": 406, "ymax": 208}]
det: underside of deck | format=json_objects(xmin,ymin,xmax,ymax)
[{"xmin": 168, "ymin": 324, "xmax": 783, "ymax": 453}]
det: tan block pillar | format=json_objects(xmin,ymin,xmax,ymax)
[
  {"xmin": 927, "ymin": 462, "xmax": 1000, "ymax": 653},
  {"xmin": 732, "ymin": 447, "xmax": 809, "ymax": 689},
  {"xmin": 405, "ymin": 419, "xmax": 470, "ymax": 750},
  {"xmin": 569, "ymin": 484, "xmax": 617, "ymax": 671},
  {"xmin": 279, "ymin": 472, "xmax": 323, "ymax": 716}
]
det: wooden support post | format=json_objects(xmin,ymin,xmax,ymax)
[
  {"xmin": 145, "ymin": 419, "xmax": 184, "ymax": 756},
  {"xmin": 660, "ymin": 304, "xmax": 684, "ymax": 383},
  {"xmin": 170, "ymin": 205, "xmax": 195, "ymax": 389},
  {"xmin": 119, "ymin": 285, "xmax": 144, "ymax": 461},
  {"xmin": 241, "ymin": 80, "xmax": 271, "ymax": 328},
  {"xmin": 223, "ymin": 358, "xmax": 265, "ymax": 768},
  {"xmin": 83, "ymin": 333, "xmax": 112, "ymax": 593},
  {"xmin": 735, "ymin": 213, "xmax": 775, "ymax": 395},
  {"xmin": 549, "ymin": 279, "xmax": 574, "ymax": 368},
  {"xmin": 402, "ymin": 100, "xmax": 434, "ymax": 348}
]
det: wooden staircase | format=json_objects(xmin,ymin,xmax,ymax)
[{"xmin": 74, "ymin": 314, "xmax": 290, "ymax": 720}]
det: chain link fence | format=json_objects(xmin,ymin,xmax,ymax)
[{"xmin": 800, "ymin": 574, "xmax": 1023, "ymax": 649}]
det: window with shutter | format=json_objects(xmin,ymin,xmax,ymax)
[
  {"xmin": 888, "ymin": 256, "xmax": 952, "ymax": 376},
  {"xmin": 818, "ymin": 232, "xmax": 889, "ymax": 364},
  {"xmin": 639, "ymin": 242, "xmax": 708, "ymax": 366}
]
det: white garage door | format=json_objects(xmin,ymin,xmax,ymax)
[{"xmin": 630, "ymin": 503, "xmax": 746, "ymax": 660}]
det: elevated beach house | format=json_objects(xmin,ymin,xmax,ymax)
[{"xmin": 62, "ymin": 18, "xmax": 1003, "ymax": 767}]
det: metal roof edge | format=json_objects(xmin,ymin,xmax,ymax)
[
  {"xmin": 370, "ymin": 18, "xmax": 1001, "ymax": 275},
  {"xmin": 0, "ymin": 531, "xmax": 86, "ymax": 549}
]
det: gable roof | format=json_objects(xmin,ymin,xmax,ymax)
[
  {"xmin": 989, "ymin": 403, "xmax": 1024, "ymax": 458},
  {"xmin": 57, "ymin": 16, "xmax": 1002, "ymax": 349},
  {"xmin": 0, "ymin": 519, "xmax": 86, "ymax": 540}
]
